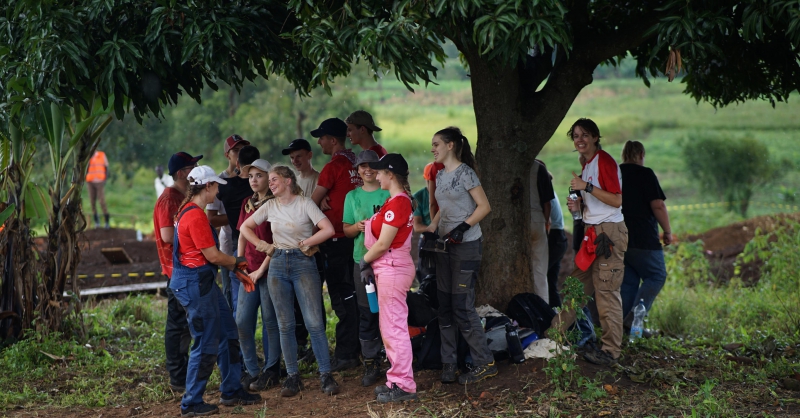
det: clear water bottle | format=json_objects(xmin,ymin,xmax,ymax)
[
  {"xmin": 568, "ymin": 188, "xmax": 582, "ymax": 220},
  {"xmin": 629, "ymin": 299, "xmax": 646, "ymax": 342},
  {"xmin": 366, "ymin": 283, "xmax": 379, "ymax": 313}
]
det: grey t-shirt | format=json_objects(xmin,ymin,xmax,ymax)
[{"xmin": 435, "ymin": 163, "xmax": 482, "ymax": 242}]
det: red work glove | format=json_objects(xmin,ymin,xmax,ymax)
[{"xmin": 233, "ymin": 256, "xmax": 255, "ymax": 293}]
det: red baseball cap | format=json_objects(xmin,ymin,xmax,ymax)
[{"xmin": 224, "ymin": 134, "xmax": 250, "ymax": 153}]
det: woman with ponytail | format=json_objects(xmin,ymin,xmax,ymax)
[
  {"xmin": 360, "ymin": 153, "xmax": 418, "ymax": 403},
  {"xmin": 239, "ymin": 165, "xmax": 341, "ymax": 398},
  {"xmin": 426, "ymin": 127, "xmax": 497, "ymax": 385},
  {"xmin": 169, "ymin": 166, "xmax": 261, "ymax": 417}
]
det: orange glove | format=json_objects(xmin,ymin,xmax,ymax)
[{"xmin": 233, "ymin": 257, "xmax": 255, "ymax": 293}]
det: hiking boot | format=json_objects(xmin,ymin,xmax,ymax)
[
  {"xmin": 458, "ymin": 361, "xmax": 498, "ymax": 384},
  {"xmin": 170, "ymin": 382, "xmax": 186, "ymax": 393},
  {"xmin": 376, "ymin": 383, "xmax": 418, "ymax": 403},
  {"xmin": 361, "ymin": 358, "xmax": 382, "ymax": 387},
  {"xmin": 374, "ymin": 385, "xmax": 390, "ymax": 396},
  {"xmin": 297, "ymin": 344, "xmax": 315, "ymax": 364},
  {"xmin": 584, "ymin": 348, "xmax": 618, "ymax": 366},
  {"xmin": 441, "ymin": 363, "xmax": 458, "ymax": 383},
  {"xmin": 281, "ymin": 373, "xmax": 304, "ymax": 397},
  {"xmin": 320, "ymin": 372, "xmax": 341, "ymax": 395},
  {"xmin": 330, "ymin": 357, "xmax": 359, "ymax": 372},
  {"xmin": 240, "ymin": 372, "xmax": 258, "ymax": 391},
  {"xmin": 220, "ymin": 388, "xmax": 261, "ymax": 406},
  {"xmin": 181, "ymin": 402, "xmax": 219, "ymax": 417},
  {"xmin": 250, "ymin": 369, "xmax": 278, "ymax": 391}
]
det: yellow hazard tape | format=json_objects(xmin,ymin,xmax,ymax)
[{"xmin": 667, "ymin": 201, "xmax": 799, "ymax": 212}]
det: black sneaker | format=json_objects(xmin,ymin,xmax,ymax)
[
  {"xmin": 441, "ymin": 363, "xmax": 457, "ymax": 383},
  {"xmin": 374, "ymin": 385, "xmax": 390, "ymax": 396},
  {"xmin": 320, "ymin": 372, "xmax": 341, "ymax": 395},
  {"xmin": 250, "ymin": 369, "xmax": 278, "ymax": 391},
  {"xmin": 376, "ymin": 383, "xmax": 418, "ymax": 403},
  {"xmin": 240, "ymin": 372, "xmax": 258, "ymax": 392},
  {"xmin": 458, "ymin": 361, "xmax": 498, "ymax": 384},
  {"xmin": 181, "ymin": 402, "xmax": 219, "ymax": 417},
  {"xmin": 583, "ymin": 348, "xmax": 618, "ymax": 366},
  {"xmin": 219, "ymin": 388, "xmax": 262, "ymax": 406},
  {"xmin": 330, "ymin": 357, "xmax": 359, "ymax": 372},
  {"xmin": 281, "ymin": 373, "xmax": 304, "ymax": 397},
  {"xmin": 361, "ymin": 358, "xmax": 382, "ymax": 387}
]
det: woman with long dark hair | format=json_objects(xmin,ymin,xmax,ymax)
[
  {"xmin": 361, "ymin": 153, "xmax": 418, "ymax": 402},
  {"xmin": 426, "ymin": 127, "xmax": 497, "ymax": 385},
  {"xmin": 239, "ymin": 166, "xmax": 341, "ymax": 397},
  {"xmin": 169, "ymin": 166, "xmax": 260, "ymax": 416}
]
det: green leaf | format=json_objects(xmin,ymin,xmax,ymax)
[{"xmin": 0, "ymin": 203, "xmax": 16, "ymax": 225}]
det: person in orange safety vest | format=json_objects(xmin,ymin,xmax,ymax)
[{"xmin": 86, "ymin": 150, "xmax": 110, "ymax": 228}]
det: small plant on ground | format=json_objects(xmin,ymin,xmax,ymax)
[{"xmin": 544, "ymin": 275, "xmax": 601, "ymax": 398}]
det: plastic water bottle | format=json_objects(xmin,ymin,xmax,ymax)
[
  {"xmin": 629, "ymin": 299, "xmax": 646, "ymax": 342},
  {"xmin": 366, "ymin": 283, "xmax": 379, "ymax": 313},
  {"xmin": 568, "ymin": 188, "xmax": 583, "ymax": 220}
]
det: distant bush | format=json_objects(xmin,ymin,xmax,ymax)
[{"xmin": 682, "ymin": 134, "xmax": 789, "ymax": 216}]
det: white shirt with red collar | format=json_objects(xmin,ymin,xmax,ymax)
[{"xmin": 580, "ymin": 150, "xmax": 624, "ymax": 225}]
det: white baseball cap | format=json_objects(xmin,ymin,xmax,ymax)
[
  {"xmin": 241, "ymin": 159, "xmax": 272, "ymax": 175},
  {"xmin": 188, "ymin": 165, "xmax": 228, "ymax": 186}
]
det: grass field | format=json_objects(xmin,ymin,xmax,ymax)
[{"xmin": 87, "ymin": 77, "xmax": 800, "ymax": 236}]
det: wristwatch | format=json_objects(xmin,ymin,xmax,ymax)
[{"xmin": 584, "ymin": 183, "xmax": 594, "ymax": 194}]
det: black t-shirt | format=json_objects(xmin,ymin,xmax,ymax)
[
  {"xmin": 620, "ymin": 164, "xmax": 666, "ymax": 250},
  {"xmin": 217, "ymin": 175, "xmax": 252, "ymax": 240},
  {"xmin": 535, "ymin": 162, "xmax": 555, "ymax": 209}
]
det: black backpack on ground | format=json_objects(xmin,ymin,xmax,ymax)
[
  {"xmin": 413, "ymin": 318, "xmax": 443, "ymax": 370},
  {"xmin": 505, "ymin": 293, "xmax": 556, "ymax": 337},
  {"xmin": 406, "ymin": 290, "xmax": 437, "ymax": 327}
]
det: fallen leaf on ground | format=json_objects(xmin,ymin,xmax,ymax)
[
  {"xmin": 603, "ymin": 384, "xmax": 618, "ymax": 395},
  {"xmin": 598, "ymin": 411, "xmax": 612, "ymax": 417}
]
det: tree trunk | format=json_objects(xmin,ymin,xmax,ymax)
[{"xmin": 464, "ymin": 50, "xmax": 593, "ymax": 310}]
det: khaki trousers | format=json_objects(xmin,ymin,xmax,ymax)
[
  {"xmin": 551, "ymin": 221, "xmax": 628, "ymax": 358},
  {"xmin": 530, "ymin": 221, "xmax": 550, "ymax": 304}
]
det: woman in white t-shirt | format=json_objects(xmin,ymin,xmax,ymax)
[
  {"xmin": 239, "ymin": 166, "xmax": 341, "ymax": 397},
  {"xmin": 552, "ymin": 118, "xmax": 628, "ymax": 367}
]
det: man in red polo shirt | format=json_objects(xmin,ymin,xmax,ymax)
[
  {"xmin": 310, "ymin": 117, "xmax": 363, "ymax": 372},
  {"xmin": 153, "ymin": 151, "xmax": 201, "ymax": 392}
]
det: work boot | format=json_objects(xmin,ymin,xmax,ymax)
[
  {"xmin": 104, "ymin": 213, "xmax": 110, "ymax": 229},
  {"xmin": 320, "ymin": 372, "xmax": 341, "ymax": 395},
  {"xmin": 329, "ymin": 357, "xmax": 359, "ymax": 372},
  {"xmin": 583, "ymin": 348, "xmax": 618, "ymax": 367},
  {"xmin": 240, "ymin": 372, "xmax": 258, "ymax": 391},
  {"xmin": 281, "ymin": 373, "xmax": 304, "ymax": 397},
  {"xmin": 181, "ymin": 402, "xmax": 218, "ymax": 417},
  {"xmin": 458, "ymin": 361, "xmax": 498, "ymax": 384},
  {"xmin": 250, "ymin": 369, "xmax": 278, "ymax": 391},
  {"xmin": 374, "ymin": 385, "xmax": 390, "ymax": 396},
  {"xmin": 169, "ymin": 382, "xmax": 186, "ymax": 393},
  {"xmin": 376, "ymin": 383, "xmax": 418, "ymax": 403},
  {"xmin": 219, "ymin": 388, "xmax": 261, "ymax": 406},
  {"xmin": 440, "ymin": 363, "xmax": 457, "ymax": 383},
  {"xmin": 297, "ymin": 343, "xmax": 315, "ymax": 364},
  {"xmin": 361, "ymin": 358, "xmax": 381, "ymax": 387}
]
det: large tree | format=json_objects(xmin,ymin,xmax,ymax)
[{"xmin": 1, "ymin": 1, "xmax": 798, "ymax": 337}]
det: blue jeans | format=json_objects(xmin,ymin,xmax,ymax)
[
  {"xmin": 268, "ymin": 249, "xmax": 331, "ymax": 374},
  {"xmin": 236, "ymin": 277, "xmax": 280, "ymax": 378},
  {"xmin": 620, "ymin": 247, "xmax": 667, "ymax": 319},
  {"xmin": 170, "ymin": 264, "xmax": 242, "ymax": 408}
]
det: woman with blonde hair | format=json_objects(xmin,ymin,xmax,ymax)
[{"xmin": 240, "ymin": 165, "xmax": 341, "ymax": 397}]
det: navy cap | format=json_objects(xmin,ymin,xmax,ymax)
[
  {"xmin": 168, "ymin": 152, "xmax": 203, "ymax": 175},
  {"xmin": 282, "ymin": 138, "xmax": 312, "ymax": 155},
  {"xmin": 368, "ymin": 153, "xmax": 409, "ymax": 176},
  {"xmin": 310, "ymin": 118, "xmax": 347, "ymax": 138}
]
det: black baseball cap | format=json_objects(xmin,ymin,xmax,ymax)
[
  {"xmin": 368, "ymin": 153, "xmax": 409, "ymax": 176},
  {"xmin": 310, "ymin": 118, "xmax": 347, "ymax": 138},
  {"xmin": 281, "ymin": 138, "xmax": 312, "ymax": 155},
  {"xmin": 168, "ymin": 152, "xmax": 203, "ymax": 175}
]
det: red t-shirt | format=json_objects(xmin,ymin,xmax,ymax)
[
  {"xmin": 423, "ymin": 162, "xmax": 444, "ymax": 181},
  {"xmin": 153, "ymin": 187, "xmax": 184, "ymax": 277},
  {"xmin": 318, "ymin": 153, "xmax": 362, "ymax": 238},
  {"xmin": 237, "ymin": 196, "xmax": 273, "ymax": 273},
  {"xmin": 176, "ymin": 204, "xmax": 217, "ymax": 267},
  {"xmin": 369, "ymin": 144, "xmax": 388, "ymax": 158},
  {"xmin": 370, "ymin": 194, "xmax": 413, "ymax": 249}
]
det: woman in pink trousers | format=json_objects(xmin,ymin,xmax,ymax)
[{"xmin": 360, "ymin": 153, "xmax": 418, "ymax": 403}]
